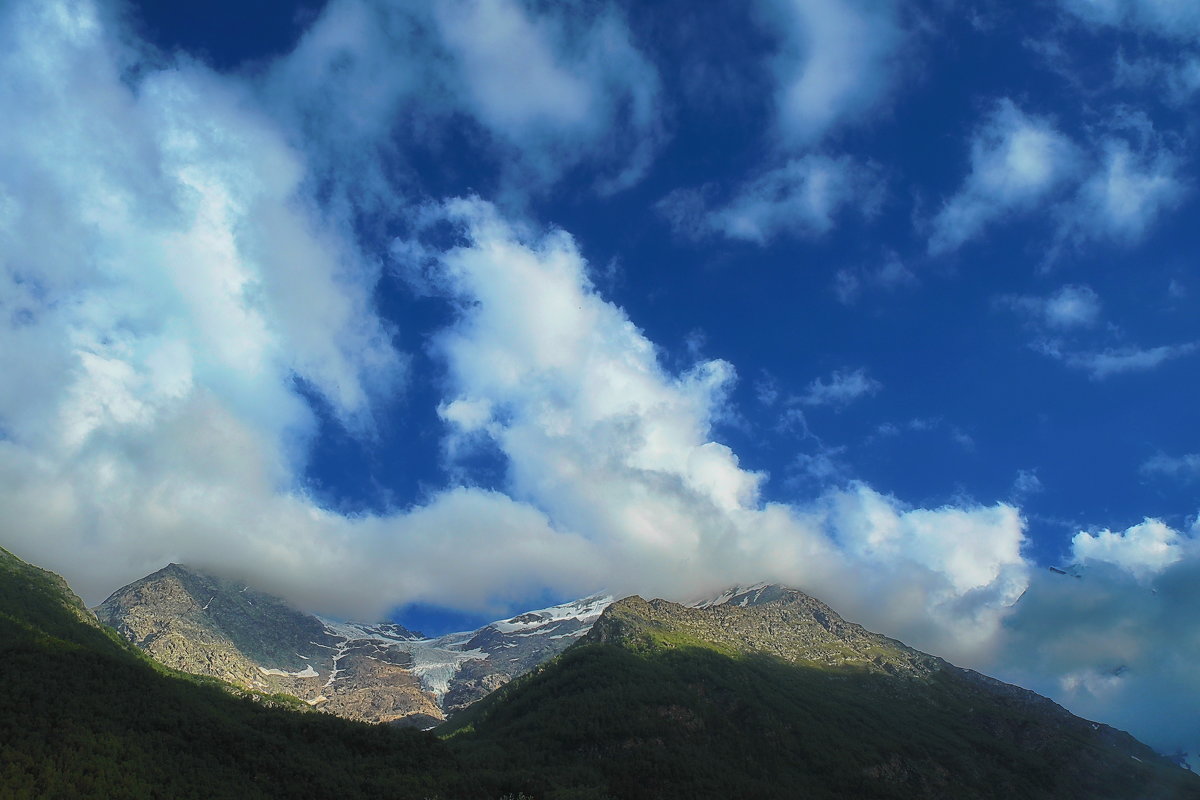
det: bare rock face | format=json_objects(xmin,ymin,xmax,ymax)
[
  {"xmin": 96, "ymin": 565, "xmax": 442, "ymax": 724},
  {"xmin": 95, "ymin": 564, "xmax": 611, "ymax": 726}
]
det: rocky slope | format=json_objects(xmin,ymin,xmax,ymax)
[
  {"xmin": 0, "ymin": 547, "xmax": 474, "ymax": 799},
  {"xmin": 95, "ymin": 564, "xmax": 609, "ymax": 726},
  {"xmin": 443, "ymin": 586, "xmax": 1200, "ymax": 799}
]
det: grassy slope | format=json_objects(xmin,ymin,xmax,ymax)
[
  {"xmin": 441, "ymin": 601, "xmax": 1200, "ymax": 800},
  {"xmin": 0, "ymin": 547, "xmax": 476, "ymax": 800}
]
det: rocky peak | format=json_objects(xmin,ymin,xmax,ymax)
[{"xmin": 589, "ymin": 586, "xmax": 940, "ymax": 678}]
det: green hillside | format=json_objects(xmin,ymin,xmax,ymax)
[
  {"xmin": 441, "ymin": 594, "xmax": 1200, "ymax": 800},
  {"xmin": 0, "ymin": 546, "xmax": 474, "ymax": 799}
]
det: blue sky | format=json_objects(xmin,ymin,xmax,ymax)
[{"xmin": 1, "ymin": 0, "xmax": 1198, "ymax": 762}]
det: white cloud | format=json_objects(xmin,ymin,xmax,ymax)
[
  {"xmin": 997, "ymin": 518, "xmax": 1200, "ymax": 758},
  {"xmin": 1012, "ymin": 469, "xmax": 1044, "ymax": 499},
  {"xmin": 1038, "ymin": 341, "xmax": 1199, "ymax": 379},
  {"xmin": 761, "ymin": 0, "xmax": 909, "ymax": 146},
  {"xmin": 0, "ymin": 1, "xmax": 1032, "ymax": 652},
  {"xmin": 397, "ymin": 199, "xmax": 1031, "ymax": 667},
  {"xmin": 929, "ymin": 101, "xmax": 1080, "ymax": 254},
  {"xmin": 6, "ymin": 0, "xmax": 1199, "ymax": 765},
  {"xmin": 1064, "ymin": 138, "xmax": 1185, "ymax": 243},
  {"xmin": 1041, "ymin": 285, "xmax": 1103, "ymax": 327},
  {"xmin": 1073, "ymin": 519, "xmax": 1186, "ymax": 580},
  {"xmin": 266, "ymin": 0, "xmax": 664, "ymax": 203},
  {"xmin": 834, "ymin": 252, "xmax": 917, "ymax": 304},
  {"xmin": 1004, "ymin": 285, "xmax": 1102, "ymax": 328},
  {"xmin": 657, "ymin": 0, "xmax": 906, "ymax": 246},
  {"xmin": 800, "ymin": 368, "xmax": 882, "ymax": 408},
  {"xmin": 930, "ymin": 100, "xmax": 1184, "ymax": 254},
  {"xmin": 658, "ymin": 155, "xmax": 882, "ymax": 244},
  {"xmin": 1115, "ymin": 50, "xmax": 1200, "ymax": 104},
  {"xmin": 1141, "ymin": 452, "xmax": 1200, "ymax": 481},
  {"xmin": 1060, "ymin": 0, "xmax": 1200, "ymax": 38}
]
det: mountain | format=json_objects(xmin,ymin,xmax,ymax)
[
  {"xmin": 0, "ymin": 546, "xmax": 473, "ymax": 799},
  {"xmin": 95, "ymin": 563, "xmax": 610, "ymax": 725},
  {"xmin": 441, "ymin": 587, "xmax": 1200, "ymax": 800}
]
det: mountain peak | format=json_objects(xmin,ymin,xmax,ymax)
[{"xmin": 588, "ymin": 589, "xmax": 933, "ymax": 677}]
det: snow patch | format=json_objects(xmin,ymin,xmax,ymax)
[
  {"xmin": 490, "ymin": 593, "xmax": 612, "ymax": 634},
  {"xmin": 397, "ymin": 639, "xmax": 487, "ymax": 699},
  {"xmin": 258, "ymin": 664, "xmax": 319, "ymax": 678},
  {"xmin": 692, "ymin": 582, "xmax": 771, "ymax": 609}
]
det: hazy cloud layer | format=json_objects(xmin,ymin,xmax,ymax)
[
  {"xmin": 1035, "ymin": 339, "xmax": 1198, "ymax": 379},
  {"xmin": 266, "ymin": 0, "xmax": 665, "ymax": 205},
  {"xmin": 1141, "ymin": 452, "xmax": 1200, "ymax": 482},
  {"xmin": 1002, "ymin": 285, "xmax": 1102, "ymax": 329},
  {"xmin": 800, "ymin": 368, "xmax": 882, "ymax": 408},
  {"xmin": 658, "ymin": 155, "xmax": 883, "ymax": 244},
  {"xmin": 1060, "ymin": 0, "xmax": 1200, "ymax": 38},
  {"xmin": 1000, "ymin": 517, "xmax": 1200, "ymax": 762}
]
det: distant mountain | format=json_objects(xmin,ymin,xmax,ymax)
[
  {"xmin": 442, "ymin": 586, "xmax": 1200, "ymax": 799},
  {"xmin": 95, "ymin": 563, "xmax": 610, "ymax": 725},
  {"xmin": 0, "ymin": 546, "xmax": 473, "ymax": 799}
]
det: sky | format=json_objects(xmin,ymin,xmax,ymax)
[{"xmin": 1, "ymin": 0, "xmax": 1198, "ymax": 764}]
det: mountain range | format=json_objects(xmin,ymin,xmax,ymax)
[
  {"xmin": 94, "ymin": 563, "xmax": 611, "ymax": 726},
  {"xmin": 4, "ymin": 547, "xmax": 1199, "ymax": 798}
]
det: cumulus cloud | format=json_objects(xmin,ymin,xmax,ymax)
[
  {"xmin": 393, "ymin": 199, "xmax": 1032, "ymax": 666},
  {"xmin": 0, "ymin": 1, "xmax": 1030, "ymax": 648},
  {"xmin": 658, "ymin": 155, "xmax": 882, "ymax": 244},
  {"xmin": 760, "ymin": 0, "xmax": 909, "ymax": 146},
  {"xmin": 1073, "ymin": 519, "xmax": 1186, "ymax": 580},
  {"xmin": 998, "ymin": 517, "xmax": 1200, "ymax": 761},
  {"xmin": 929, "ymin": 101, "xmax": 1080, "ymax": 254}
]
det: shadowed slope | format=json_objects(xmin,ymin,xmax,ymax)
[
  {"xmin": 442, "ymin": 590, "xmax": 1200, "ymax": 800},
  {"xmin": 0, "ymin": 547, "xmax": 475, "ymax": 799}
]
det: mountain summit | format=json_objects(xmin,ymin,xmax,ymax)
[{"xmin": 444, "ymin": 586, "xmax": 1200, "ymax": 799}]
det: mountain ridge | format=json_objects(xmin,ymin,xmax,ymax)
[
  {"xmin": 95, "ymin": 562, "xmax": 611, "ymax": 725},
  {"xmin": 442, "ymin": 588, "xmax": 1200, "ymax": 799}
]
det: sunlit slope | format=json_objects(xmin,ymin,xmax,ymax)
[{"xmin": 443, "ymin": 590, "xmax": 1200, "ymax": 800}]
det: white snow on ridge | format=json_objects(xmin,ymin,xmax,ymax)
[
  {"xmin": 691, "ymin": 583, "xmax": 771, "ymax": 609},
  {"xmin": 490, "ymin": 593, "xmax": 613, "ymax": 634},
  {"xmin": 320, "ymin": 618, "xmax": 424, "ymax": 642},
  {"xmin": 313, "ymin": 592, "xmax": 612, "ymax": 699}
]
